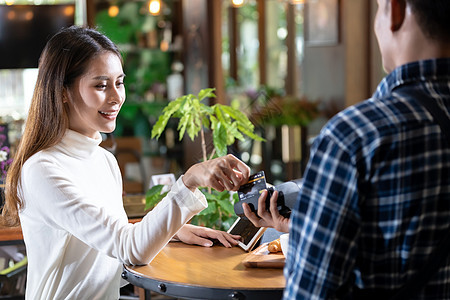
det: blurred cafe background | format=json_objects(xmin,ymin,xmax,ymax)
[{"xmin": 0, "ymin": 0, "xmax": 384, "ymax": 298}]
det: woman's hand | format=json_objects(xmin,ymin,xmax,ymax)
[
  {"xmin": 182, "ymin": 154, "xmax": 250, "ymax": 192},
  {"xmin": 243, "ymin": 190, "xmax": 290, "ymax": 233},
  {"xmin": 174, "ymin": 224, "xmax": 241, "ymax": 248}
]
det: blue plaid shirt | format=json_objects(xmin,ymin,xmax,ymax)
[{"xmin": 283, "ymin": 58, "xmax": 450, "ymax": 300}]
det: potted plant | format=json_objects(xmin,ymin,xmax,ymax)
[
  {"xmin": 252, "ymin": 92, "xmax": 321, "ymax": 180},
  {"xmin": 146, "ymin": 88, "xmax": 264, "ymax": 230},
  {"xmin": 253, "ymin": 94, "xmax": 320, "ymax": 128}
]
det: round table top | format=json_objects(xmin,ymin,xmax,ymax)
[{"xmin": 124, "ymin": 242, "xmax": 285, "ymax": 298}]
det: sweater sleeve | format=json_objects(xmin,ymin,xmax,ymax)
[
  {"xmin": 122, "ymin": 176, "xmax": 208, "ymax": 265},
  {"xmin": 21, "ymin": 153, "xmax": 207, "ymax": 266}
]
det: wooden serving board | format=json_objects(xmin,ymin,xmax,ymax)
[{"xmin": 242, "ymin": 242, "xmax": 285, "ymax": 268}]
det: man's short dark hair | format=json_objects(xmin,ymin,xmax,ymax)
[{"xmin": 407, "ymin": 0, "xmax": 450, "ymax": 42}]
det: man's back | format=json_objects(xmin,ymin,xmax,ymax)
[{"xmin": 284, "ymin": 58, "xmax": 450, "ymax": 299}]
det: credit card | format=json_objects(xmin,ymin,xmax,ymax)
[{"xmin": 237, "ymin": 170, "xmax": 267, "ymax": 204}]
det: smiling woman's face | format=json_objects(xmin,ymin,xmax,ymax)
[{"xmin": 65, "ymin": 51, "xmax": 126, "ymax": 139}]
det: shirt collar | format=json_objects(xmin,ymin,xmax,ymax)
[
  {"xmin": 374, "ymin": 58, "xmax": 450, "ymax": 99},
  {"xmin": 57, "ymin": 129, "xmax": 102, "ymax": 158}
]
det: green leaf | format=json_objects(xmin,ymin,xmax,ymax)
[
  {"xmin": 201, "ymin": 104, "xmax": 214, "ymax": 115},
  {"xmin": 227, "ymin": 122, "xmax": 245, "ymax": 142},
  {"xmin": 215, "ymin": 105, "xmax": 231, "ymax": 126},
  {"xmin": 219, "ymin": 104, "xmax": 265, "ymax": 142},
  {"xmin": 164, "ymin": 97, "xmax": 183, "ymax": 116},
  {"xmin": 177, "ymin": 95, "xmax": 191, "ymax": 115},
  {"xmin": 216, "ymin": 197, "xmax": 235, "ymax": 216},
  {"xmin": 201, "ymin": 115, "xmax": 211, "ymax": 129},
  {"xmin": 198, "ymin": 88, "xmax": 216, "ymax": 101},
  {"xmin": 209, "ymin": 115, "xmax": 218, "ymax": 131},
  {"xmin": 145, "ymin": 185, "xmax": 168, "ymax": 210},
  {"xmin": 221, "ymin": 105, "xmax": 252, "ymax": 127},
  {"xmin": 197, "ymin": 200, "xmax": 217, "ymax": 216},
  {"xmin": 151, "ymin": 114, "xmax": 171, "ymax": 139},
  {"xmin": 237, "ymin": 124, "xmax": 265, "ymax": 142},
  {"xmin": 208, "ymin": 211, "xmax": 221, "ymax": 226},
  {"xmin": 211, "ymin": 190, "xmax": 231, "ymax": 201},
  {"xmin": 213, "ymin": 106, "xmax": 234, "ymax": 145},
  {"xmin": 151, "ymin": 99, "xmax": 182, "ymax": 139},
  {"xmin": 203, "ymin": 190, "xmax": 218, "ymax": 201},
  {"xmin": 177, "ymin": 112, "xmax": 190, "ymax": 140},
  {"xmin": 187, "ymin": 114, "xmax": 201, "ymax": 141},
  {"xmin": 191, "ymin": 189, "xmax": 237, "ymax": 230},
  {"xmin": 231, "ymin": 192, "xmax": 239, "ymax": 204},
  {"xmin": 213, "ymin": 122, "xmax": 228, "ymax": 157}
]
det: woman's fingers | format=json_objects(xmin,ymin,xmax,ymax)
[
  {"xmin": 228, "ymin": 155, "xmax": 251, "ymax": 184},
  {"xmin": 219, "ymin": 168, "xmax": 239, "ymax": 191},
  {"xmin": 192, "ymin": 225, "xmax": 240, "ymax": 248},
  {"xmin": 183, "ymin": 154, "xmax": 250, "ymax": 192},
  {"xmin": 213, "ymin": 155, "xmax": 249, "ymax": 191}
]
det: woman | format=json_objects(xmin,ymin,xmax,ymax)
[{"xmin": 1, "ymin": 26, "xmax": 249, "ymax": 299}]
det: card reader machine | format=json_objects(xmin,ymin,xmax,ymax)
[{"xmin": 234, "ymin": 171, "xmax": 302, "ymax": 219}]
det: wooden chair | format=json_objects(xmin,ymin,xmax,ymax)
[{"xmin": 115, "ymin": 137, "xmax": 147, "ymax": 195}]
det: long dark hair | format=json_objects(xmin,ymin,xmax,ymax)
[{"xmin": 1, "ymin": 26, "xmax": 122, "ymax": 226}]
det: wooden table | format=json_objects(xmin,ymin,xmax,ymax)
[
  {"xmin": 0, "ymin": 226, "xmax": 23, "ymax": 246},
  {"xmin": 122, "ymin": 242, "xmax": 285, "ymax": 300}
]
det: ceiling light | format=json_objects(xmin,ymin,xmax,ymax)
[
  {"xmin": 231, "ymin": 0, "xmax": 245, "ymax": 8},
  {"xmin": 149, "ymin": 0, "xmax": 161, "ymax": 15},
  {"xmin": 108, "ymin": 5, "xmax": 119, "ymax": 17}
]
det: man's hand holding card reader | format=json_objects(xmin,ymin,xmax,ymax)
[
  {"xmin": 228, "ymin": 171, "xmax": 302, "ymax": 251},
  {"xmin": 234, "ymin": 171, "xmax": 302, "ymax": 219}
]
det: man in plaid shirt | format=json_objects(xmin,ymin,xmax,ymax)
[{"xmin": 243, "ymin": 0, "xmax": 450, "ymax": 298}]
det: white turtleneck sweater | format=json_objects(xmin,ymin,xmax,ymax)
[{"xmin": 18, "ymin": 130, "xmax": 207, "ymax": 299}]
